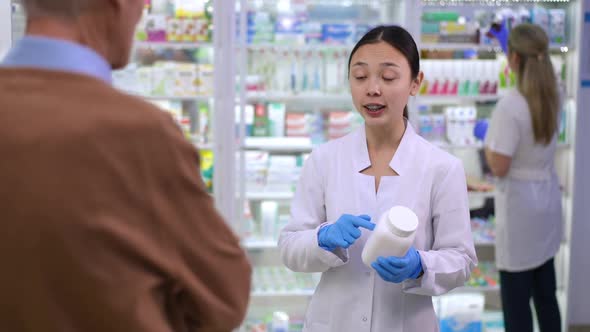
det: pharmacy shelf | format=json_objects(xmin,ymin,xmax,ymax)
[
  {"xmin": 251, "ymin": 290, "xmax": 315, "ymax": 298},
  {"xmin": 244, "ymin": 137, "xmax": 313, "ymax": 152},
  {"xmin": 420, "ymin": 43, "xmax": 502, "ymax": 52},
  {"xmin": 139, "ymin": 95, "xmax": 212, "ymax": 102},
  {"xmin": 416, "ymin": 95, "xmax": 500, "ymax": 105},
  {"xmin": 245, "ymin": 43, "xmax": 351, "ymax": 51},
  {"xmin": 246, "ymin": 192, "xmax": 294, "ymax": 200},
  {"xmin": 247, "ymin": 92, "xmax": 352, "ymax": 104},
  {"xmin": 134, "ymin": 41, "xmax": 213, "ymax": 49},
  {"xmin": 242, "ymin": 239, "xmax": 278, "ymax": 250},
  {"xmin": 420, "ymin": 42, "xmax": 570, "ymax": 53}
]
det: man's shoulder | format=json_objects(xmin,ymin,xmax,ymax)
[{"xmin": 0, "ymin": 68, "xmax": 179, "ymax": 141}]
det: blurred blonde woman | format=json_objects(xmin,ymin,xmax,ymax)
[{"xmin": 484, "ymin": 23, "xmax": 562, "ymax": 332}]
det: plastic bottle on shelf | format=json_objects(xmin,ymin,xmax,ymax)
[
  {"xmin": 440, "ymin": 61, "xmax": 450, "ymax": 95},
  {"xmin": 361, "ymin": 206, "xmax": 419, "ymax": 267},
  {"xmin": 271, "ymin": 311, "xmax": 290, "ymax": 332},
  {"xmin": 479, "ymin": 61, "xmax": 491, "ymax": 95},
  {"xmin": 458, "ymin": 60, "xmax": 471, "ymax": 96},
  {"xmin": 469, "ymin": 61, "xmax": 481, "ymax": 96},
  {"xmin": 312, "ymin": 50, "xmax": 323, "ymax": 92},
  {"xmin": 449, "ymin": 61, "xmax": 460, "ymax": 96},
  {"xmin": 419, "ymin": 61, "xmax": 430, "ymax": 95},
  {"xmin": 275, "ymin": 50, "xmax": 291, "ymax": 94},
  {"xmin": 428, "ymin": 61, "xmax": 441, "ymax": 95},
  {"xmin": 489, "ymin": 61, "xmax": 499, "ymax": 95}
]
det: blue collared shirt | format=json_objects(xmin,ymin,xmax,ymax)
[{"xmin": 1, "ymin": 36, "xmax": 112, "ymax": 84}]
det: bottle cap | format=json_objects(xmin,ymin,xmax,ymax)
[{"xmin": 386, "ymin": 206, "xmax": 419, "ymax": 237}]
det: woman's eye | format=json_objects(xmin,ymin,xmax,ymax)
[
  {"xmin": 355, "ymin": 76, "xmax": 367, "ymax": 80},
  {"xmin": 383, "ymin": 77, "xmax": 396, "ymax": 82}
]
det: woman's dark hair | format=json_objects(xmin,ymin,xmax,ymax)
[{"xmin": 348, "ymin": 25, "xmax": 420, "ymax": 120}]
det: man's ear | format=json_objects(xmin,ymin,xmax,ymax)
[{"xmin": 410, "ymin": 71, "xmax": 424, "ymax": 96}]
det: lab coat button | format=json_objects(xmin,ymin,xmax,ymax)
[{"xmin": 362, "ymin": 316, "xmax": 368, "ymax": 322}]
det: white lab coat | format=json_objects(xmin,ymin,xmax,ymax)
[
  {"xmin": 279, "ymin": 124, "xmax": 477, "ymax": 332},
  {"xmin": 485, "ymin": 89, "xmax": 563, "ymax": 272}
]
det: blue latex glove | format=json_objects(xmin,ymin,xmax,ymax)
[
  {"xmin": 318, "ymin": 214, "xmax": 375, "ymax": 251},
  {"xmin": 474, "ymin": 119, "xmax": 489, "ymax": 141},
  {"xmin": 486, "ymin": 20, "xmax": 509, "ymax": 54},
  {"xmin": 371, "ymin": 246, "xmax": 423, "ymax": 283}
]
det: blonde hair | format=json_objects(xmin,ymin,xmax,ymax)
[
  {"xmin": 22, "ymin": 0, "xmax": 98, "ymax": 18},
  {"xmin": 508, "ymin": 24, "xmax": 559, "ymax": 145}
]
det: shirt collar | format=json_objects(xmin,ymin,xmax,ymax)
[
  {"xmin": 353, "ymin": 121, "xmax": 417, "ymax": 176},
  {"xmin": 1, "ymin": 36, "xmax": 112, "ymax": 84}
]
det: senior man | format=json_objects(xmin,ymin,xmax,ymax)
[{"xmin": 0, "ymin": 1, "xmax": 251, "ymax": 331}]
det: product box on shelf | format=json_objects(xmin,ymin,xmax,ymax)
[
  {"xmin": 145, "ymin": 14, "xmax": 167, "ymax": 42},
  {"xmin": 253, "ymin": 104, "xmax": 270, "ymax": 137},
  {"xmin": 435, "ymin": 293, "xmax": 485, "ymax": 332},
  {"xmin": 548, "ymin": 9, "xmax": 566, "ymax": 44},
  {"xmin": 274, "ymin": 14, "xmax": 306, "ymax": 45},
  {"xmin": 166, "ymin": 17, "xmax": 183, "ymax": 42},
  {"xmin": 321, "ymin": 23, "xmax": 354, "ymax": 45}
]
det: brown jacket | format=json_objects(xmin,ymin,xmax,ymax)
[{"xmin": 0, "ymin": 68, "xmax": 251, "ymax": 332}]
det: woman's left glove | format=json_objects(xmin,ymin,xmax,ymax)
[{"xmin": 371, "ymin": 246, "xmax": 423, "ymax": 283}]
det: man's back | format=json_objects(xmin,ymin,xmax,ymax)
[{"xmin": 0, "ymin": 68, "xmax": 251, "ymax": 332}]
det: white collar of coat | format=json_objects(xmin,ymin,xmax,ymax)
[{"xmin": 352, "ymin": 119, "xmax": 416, "ymax": 176}]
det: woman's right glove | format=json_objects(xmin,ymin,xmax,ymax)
[
  {"xmin": 486, "ymin": 19, "xmax": 509, "ymax": 54},
  {"xmin": 317, "ymin": 214, "xmax": 375, "ymax": 251}
]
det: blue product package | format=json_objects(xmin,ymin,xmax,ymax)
[
  {"xmin": 440, "ymin": 319, "xmax": 482, "ymax": 332},
  {"xmin": 437, "ymin": 293, "xmax": 485, "ymax": 332},
  {"xmin": 322, "ymin": 23, "xmax": 354, "ymax": 45},
  {"xmin": 275, "ymin": 14, "xmax": 306, "ymax": 44}
]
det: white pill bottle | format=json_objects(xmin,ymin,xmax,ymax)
[{"xmin": 361, "ymin": 205, "xmax": 419, "ymax": 267}]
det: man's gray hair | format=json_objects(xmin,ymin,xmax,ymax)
[{"xmin": 22, "ymin": 0, "xmax": 98, "ymax": 18}]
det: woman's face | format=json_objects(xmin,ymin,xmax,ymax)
[{"xmin": 349, "ymin": 41, "xmax": 422, "ymax": 128}]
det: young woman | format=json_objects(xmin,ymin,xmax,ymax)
[
  {"xmin": 485, "ymin": 23, "xmax": 563, "ymax": 332},
  {"xmin": 279, "ymin": 25, "xmax": 477, "ymax": 332}
]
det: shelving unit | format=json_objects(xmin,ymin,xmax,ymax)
[
  {"xmin": 419, "ymin": 42, "xmax": 571, "ymax": 53},
  {"xmin": 251, "ymin": 290, "xmax": 315, "ymax": 297},
  {"xmin": 243, "ymin": 137, "xmax": 313, "ymax": 152},
  {"xmin": 246, "ymin": 92, "xmax": 352, "ymax": 104},
  {"xmin": 139, "ymin": 95, "xmax": 213, "ymax": 102},
  {"xmin": 134, "ymin": 41, "xmax": 213, "ymax": 49},
  {"xmin": 416, "ymin": 95, "xmax": 500, "ymax": 105},
  {"xmin": 242, "ymin": 239, "xmax": 278, "ymax": 250}
]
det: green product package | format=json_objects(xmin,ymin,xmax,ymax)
[{"xmin": 422, "ymin": 11, "xmax": 460, "ymax": 22}]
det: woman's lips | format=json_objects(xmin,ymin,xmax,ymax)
[{"xmin": 364, "ymin": 104, "xmax": 385, "ymax": 117}]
